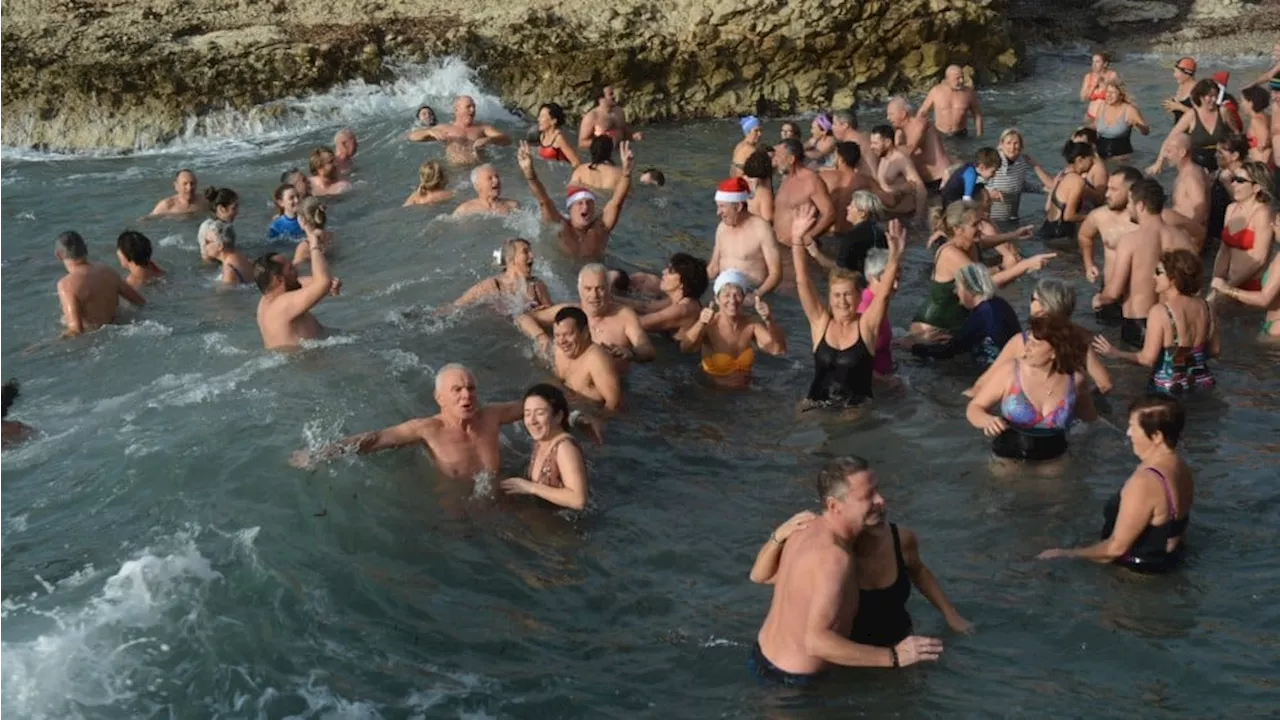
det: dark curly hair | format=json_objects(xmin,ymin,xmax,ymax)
[{"xmin": 1028, "ymin": 314, "xmax": 1087, "ymax": 376}]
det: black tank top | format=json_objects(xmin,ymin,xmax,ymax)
[
  {"xmin": 849, "ymin": 524, "xmax": 914, "ymax": 647},
  {"xmin": 806, "ymin": 324, "xmax": 875, "ymax": 406},
  {"xmin": 1187, "ymin": 112, "xmax": 1227, "ymax": 171}
]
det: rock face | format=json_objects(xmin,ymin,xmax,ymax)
[{"xmin": 0, "ymin": 0, "xmax": 1024, "ymax": 152}]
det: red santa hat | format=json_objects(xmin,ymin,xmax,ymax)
[
  {"xmin": 714, "ymin": 177, "xmax": 751, "ymax": 203},
  {"xmin": 565, "ymin": 186, "xmax": 597, "ymax": 210}
]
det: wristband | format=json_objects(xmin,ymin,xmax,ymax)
[{"xmin": 890, "ymin": 646, "xmax": 900, "ymax": 668}]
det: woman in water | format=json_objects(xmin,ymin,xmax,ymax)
[
  {"xmin": 115, "ymin": 230, "xmax": 165, "ymax": 289},
  {"xmin": 569, "ymin": 135, "xmax": 624, "ymax": 193},
  {"xmin": 1210, "ymin": 161, "xmax": 1274, "ymax": 295},
  {"xmin": 779, "ymin": 121, "xmax": 801, "ymax": 143},
  {"xmin": 202, "ymin": 220, "xmax": 254, "ymax": 286},
  {"xmin": 1094, "ymin": 250, "xmax": 1218, "ymax": 395},
  {"xmin": 909, "ymin": 263, "xmax": 1021, "ymax": 368},
  {"xmin": 859, "ymin": 249, "xmax": 897, "ymax": 380},
  {"xmin": 743, "ymin": 150, "xmax": 775, "ymax": 222},
  {"xmin": 1151, "ymin": 79, "xmax": 1230, "ymax": 173},
  {"xmin": 500, "ymin": 384, "xmax": 589, "ymax": 510},
  {"xmin": 1087, "ymin": 82, "xmax": 1150, "ymax": 163},
  {"xmin": 1039, "ymin": 394, "xmax": 1192, "ymax": 573},
  {"xmin": 448, "ymin": 238, "xmax": 552, "ymax": 313},
  {"xmin": 969, "ymin": 278, "xmax": 1114, "ymax": 397},
  {"xmin": 268, "ymin": 184, "xmax": 304, "ymax": 242},
  {"xmin": 613, "ymin": 252, "xmax": 708, "ymax": 336},
  {"xmin": 679, "ymin": 270, "xmax": 785, "ymax": 388},
  {"xmin": 291, "ymin": 197, "xmax": 334, "ymax": 266},
  {"xmin": 986, "ymin": 128, "xmax": 1055, "ymax": 223},
  {"xmin": 1211, "ymin": 211, "xmax": 1280, "ymax": 336},
  {"xmin": 749, "ymin": 509, "xmax": 973, "ymax": 647},
  {"xmin": 792, "ymin": 206, "xmax": 905, "ymax": 408},
  {"xmin": 805, "ymin": 113, "xmax": 837, "ymax": 167},
  {"xmin": 204, "ymin": 187, "xmax": 240, "ymax": 259},
  {"xmin": 535, "ymin": 103, "xmax": 580, "ymax": 167},
  {"xmin": 1240, "ymin": 86, "xmax": 1273, "ymax": 164},
  {"xmin": 966, "ymin": 314, "xmax": 1097, "ymax": 463},
  {"xmin": 1079, "ymin": 51, "xmax": 1119, "ymax": 105},
  {"xmin": 2, "ymin": 380, "xmax": 35, "ymax": 448},
  {"xmin": 403, "ymin": 160, "xmax": 454, "ymax": 207},
  {"xmin": 1041, "ymin": 141, "xmax": 1097, "ymax": 240},
  {"xmin": 1069, "ymin": 128, "xmax": 1110, "ymax": 197}
]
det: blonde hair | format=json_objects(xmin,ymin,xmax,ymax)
[
  {"xmin": 999, "ymin": 128, "xmax": 1023, "ymax": 145},
  {"xmin": 827, "ymin": 267, "xmax": 863, "ymax": 290},
  {"xmin": 1242, "ymin": 161, "xmax": 1276, "ymax": 202},
  {"xmin": 299, "ymin": 196, "xmax": 327, "ymax": 230},
  {"xmin": 1104, "ymin": 80, "xmax": 1129, "ymax": 104},
  {"xmin": 930, "ymin": 200, "xmax": 980, "ymax": 237},
  {"xmin": 417, "ymin": 160, "xmax": 447, "ymax": 193}
]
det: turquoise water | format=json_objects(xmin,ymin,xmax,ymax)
[{"xmin": 3, "ymin": 53, "xmax": 1279, "ymax": 719}]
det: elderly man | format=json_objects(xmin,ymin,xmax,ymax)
[
  {"xmin": 54, "ymin": 231, "xmax": 146, "ymax": 337},
  {"xmin": 453, "ymin": 164, "xmax": 520, "ymax": 216},
  {"xmin": 887, "ymin": 97, "xmax": 952, "ymax": 191},
  {"xmin": 333, "ymin": 128, "xmax": 358, "ymax": 175},
  {"xmin": 1147, "ymin": 134, "xmax": 1210, "ymax": 251},
  {"xmin": 707, "ymin": 177, "xmax": 783, "ymax": 296},
  {"xmin": 148, "ymin": 169, "xmax": 210, "ymax": 217},
  {"xmin": 751, "ymin": 456, "xmax": 943, "ymax": 686},
  {"xmin": 408, "ymin": 95, "xmax": 511, "ymax": 165},
  {"xmin": 291, "ymin": 363, "xmax": 603, "ymax": 477},
  {"xmin": 518, "ymin": 263, "xmax": 655, "ymax": 372},
  {"xmin": 917, "ymin": 65, "xmax": 984, "ymax": 137},
  {"xmin": 518, "ymin": 141, "xmax": 634, "ymax": 259},
  {"xmin": 577, "ymin": 85, "xmax": 642, "ymax": 150}
]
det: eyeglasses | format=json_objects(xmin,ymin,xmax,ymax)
[
  {"xmin": 1176, "ymin": 67, "xmax": 1194, "ymax": 76},
  {"xmin": 1229, "ymin": 175, "xmax": 1252, "ymax": 184}
]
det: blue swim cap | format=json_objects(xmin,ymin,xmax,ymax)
[{"xmin": 740, "ymin": 116, "xmax": 761, "ymax": 135}]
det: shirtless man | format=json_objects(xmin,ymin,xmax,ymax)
[
  {"xmin": 517, "ymin": 263, "xmax": 656, "ymax": 373},
  {"xmin": 453, "ymin": 164, "xmax": 519, "ymax": 216},
  {"xmin": 887, "ymin": 97, "xmax": 952, "ymax": 190},
  {"xmin": 751, "ymin": 456, "xmax": 942, "ymax": 686},
  {"xmin": 546, "ymin": 307, "xmax": 624, "ymax": 411},
  {"xmin": 254, "ymin": 238, "xmax": 341, "ymax": 350},
  {"xmin": 290, "ymin": 363, "xmax": 601, "ymax": 477},
  {"xmin": 772, "ymin": 138, "xmax": 835, "ymax": 247},
  {"xmin": 706, "ymin": 177, "xmax": 783, "ymax": 296},
  {"xmin": 917, "ymin": 65, "xmax": 984, "ymax": 137},
  {"xmin": 1078, "ymin": 168, "xmax": 1142, "ymax": 321},
  {"xmin": 54, "ymin": 231, "xmax": 146, "ymax": 337},
  {"xmin": 868, "ymin": 125, "xmax": 927, "ymax": 223},
  {"xmin": 148, "ymin": 169, "xmax": 210, "ymax": 217},
  {"xmin": 333, "ymin": 128, "xmax": 358, "ymax": 176},
  {"xmin": 1092, "ymin": 179, "xmax": 1194, "ymax": 348},
  {"xmin": 820, "ymin": 142, "xmax": 895, "ymax": 233},
  {"xmin": 1151, "ymin": 134, "xmax": 1210, "ymax": 251},
  {"xmin": 830, "ymin": 110, "xmax": 877, "ymax": 177},
  {"xmin": 577, "ymin": 86, "xmax": 642, "ymax": 150},
  {"xmin": 518, "ymin": 141, "xmax": 633, "ymax": 259},
  {"xmin": 731, "ymin": 116, "xmax": 764, "ymax": 177},
  {"xmin": 408, "ymin": 95, "xmax": 512, "ymax": 165},
  {"xmin": 308, "ymin": 147, "xmax": 352, "ymax": 196}
]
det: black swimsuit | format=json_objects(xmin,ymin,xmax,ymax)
[
  {"xmin": 1041, "ymin": 174, "xmax": 1078, "ymax": 239},
  {"xmin": 1101, "ymin": 467, "xmax": 1189, "ymax": 574},
  {"xmin": 849, "ymin": 524, "xmax": 914, "ymax": 647},
  {"xmin": 805, "ymin": 323, "xmax": 875, "ymax": 407}
]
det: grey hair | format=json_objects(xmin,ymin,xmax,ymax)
[
  {"xmin": 470, "ymin": 163, "xmax": 494, "ymax": 187},
  {"xmin": 434, "ymin": 363, "xmax": 473, "ymax": 393},
  {"xmin": 887, "ymin": 96, "xmax": 913, "ymax": 114},
  {"xmin": 202, "ymin": 218, "xmax": 237, "ymax": 250},
  {"xmin": 578, "ymin": 262, "xmax": 608, "ymax": 283},
  {"xmin": 999, "ymin": 128, "xmax": 1024, "ymax": 145},
  {"xmin": 864, "ymin": 248, "xmax": 890, "ymax": 281},
  {"xmin": 1034, "ymin": 277, "xmax": 1076, "ymax": 317},
  {"xmin": 833, "ymin": 109, "xmax": 856, "ymax": 128},
  {"xmin": 816, "ymin": 456, "xmax": 872, "ymax": 503},
  {"xmin": 55, "ymin": 230, "xmax": 88, "ymax": 260},
  {"xmin": 956, "ymin": 263, "xmax": 996, "ymax": 302},
  {"xmin": 850, "ymin": 190, "xmax": 886, "ymax": 221}
]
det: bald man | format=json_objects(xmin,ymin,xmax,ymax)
[
  {"xmin": 453, "ymin": 164, "xmax": 519, "ymax": 216},
  {"xmin": 291, "ymin": 363, "xmax": 602, "ymax": 478},
  {"xmin": 1151, "ymin": 134, "xmax": 1210, "ymax": 251},
  {"xmin": 408, "ymin": 95, "xmax": 511, "ymax": 165},
  {"xmin": 887, "ymin": 97, "xmax": 952, "ymax": 190},
  {"xmin": 333, "ymin": 128, "xmax": 358, "ymax": 176},
  {"xmin": 917, "ymin": 65, "xmax": 983, "ymax": 138}
]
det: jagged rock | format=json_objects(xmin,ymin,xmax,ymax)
[{"xmin": 1093, "ymin": 0, "xmax": 1180, "ymax": 26}]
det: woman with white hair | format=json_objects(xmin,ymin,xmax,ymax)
[
  {"xmin": 908, "ymin": 263, "xmax": 1021, "ymax": 367},
  {"xmin": 201, "ymin": 220, "xmax": 254, "ymax": 286},
  {"xmin": 679, "ymin": 269, "xmax": 786, "ymax": 387},
  {"xmin": 985, "ymin": 128, "xmax": 1055, "ymax": 223},
  {"xmin": 859, "ymin": 249, "xmax": 896, "ymax": 377},
  {"xmin": 802, "ymin": 189, "xmax": 887, "ymax": 274}
]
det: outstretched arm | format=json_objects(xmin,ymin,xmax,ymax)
[
  {"xmin": 294, "ymin": 418, "xmax": 425, "ymax": 467},
  {"xmin": 603, "ymin": 142, "xmax": 635, "ymax": 231},
  {"xmin": 517, "ymin": 142, "xmax": 564, "ymax": 224}
]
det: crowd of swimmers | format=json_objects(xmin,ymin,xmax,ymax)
[{"xmin": 12, "ymin": 45, "xmax": 1280, "ymax": 687}]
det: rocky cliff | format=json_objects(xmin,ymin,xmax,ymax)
[{"xmin": 0, "ymin": 0, "xmax": 1023, "ymax": 152}]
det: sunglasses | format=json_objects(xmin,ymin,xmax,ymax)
[
  {"xmin": 1155, "ymin": 265, "xmax": 1167, "ymax": 276},
  {"xmin": 1176, "ymin": 66, "xmax": 1194, "ymax": 76},
  {"xmin": 1229, "ymin": 175, "xmax": 1252, "ymax": 184}
]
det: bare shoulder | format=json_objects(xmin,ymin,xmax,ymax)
[
  {"xmin": 585, "ymin": 343, "xmax": 617, "ymax": 369},
  {"xmin": 414, "ymin": 415, "xmax": 446, "ymax": 437}
]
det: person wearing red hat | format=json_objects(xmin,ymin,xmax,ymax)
[
  {"xmin": 1210, "ymin": 71, "xmax": 1244, "ymax": 133},
  {"xmin": 1162, "ymin": 57, "xmax": 1199, "ymax": 119},
  {"xmin": 516, "ymin": 139, "xmax": 635, "ymax": 260},
  {"xmin": 707, "ymin": 176, "xmax": 784, "ymax": 298}
]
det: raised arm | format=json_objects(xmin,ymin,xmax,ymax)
[
  {"xmin": 1127, "ymin": 103, "xmax": 1150, "ymax": 135},
  {"xmin": 790, "ymin": 206, "xmax": 829, "ymax": 331},
  {"xmin": 678, "ymin": 305, "xmax": 714, "ymax": 352},
  {"xmin": 748, "ymin": 511, "xmax": 816, "ymax": 584},
  {"xmin": 859, "ymin": 220, "xmax": 906, "ymax": 347},
  {"xmin": 517, "ymin": 142, "xmax": 564, "ymax": 224},
  {"xmin": 275, "ymin": 238, "xmax": 333, "ymax": 321},
  {"xmin": 602, "ymin": 142, "xmax": 635, "ymax": 231},
  {"xmin": 752, "ymin": 297, "xmax": 786, "ymax": 355}
]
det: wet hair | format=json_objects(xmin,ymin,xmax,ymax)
[
  {"xmin": 1111, "ymin": 165, "xmax": 1144, "ymax": 188},
  {"xmin": 416, "ymin": 105, "xmax": 436, "ymax": 125},
  {"xmin": 834, "ymin": 141, "xmax": 861, "ymax": 169},
  {"xmin": 416, "ymin": 160, "xmax": 447, "ymax": 193},
  {"xmin": 1190, "ymin": 78, "xmax": 1219, "ymax": 105},
  {"xmin": 298, "ymin": 196, "xmax": 326, "ymax": 230},
  {"xmin": 273, "ymin": 183, "xmax": 298, "ymax": 213},
  {"xmin": 116, "ymin": 230, "xmax": 153, "ymax": 265},
  {"xmin": 780, "ymin": 121, "xmax": 801, "ymax": 137},
  {"xmin": 1218, "ymin": 134, "xmax": 1249, "ymax": 164},
  {"xmin": 523, "ymin": 383, "xmax": 572, "ymax": 431},
  {"xmin": 1034, "ymin": 278, "xmax": 1076, "ymax": 317},
  {"xmin": 539, "ymin": 102, "xmax": 567, "ymax": 128},
  {"xmin": 588, "ymin": 135, "xmax": 614, "ymax": 166},
  {"xmin": 1027, "ymin": 314, "xmax": 1087, "ymax": 375},
  {"xmin": 975, "ymin": 147, "xmax": 1001, "ymax": 169},
  {"xmin": 1161, "ymin": 249, "xmax": 1203, "ymax": 295},
  {"xmin": 742, "ymin": 150, "xmax": 773, "ymax": 179},
  {"xmin": 930, "ymin": 200, "xmax": 980, "ymax": 236},
  {"xmin": 1129, "ymin": 178, "xmax": 1166, "ymax": 214},
  {"xmin": 815, "ymin": 455, "xmax": 871, "ymax": 503},
  {"xmin": 1241, "ymin": 85, "xmax": 1270, "ymax": 113},
  {"xmin": 850, "ymin": 190, "xmax": 885, "ymax": 221},
  {"xmin": 55, "ymin": 230, "xmax": 88, "ymax": 260},
  {"xmin": 204, "ymin": 186, "xmax": 239, "ymax": 209},
  {"xmin": 252, "ymin": 253, "xmax": 289, "ymax": 294},
  {"xmin": 202, "ymin": 219, "xmax": 237, "ymax": 251},
  {"xmin": 1240, "ymin": 160, "xmax": 1276, "ymax": 202},
  {"xmin": 864, "ymin": 248, "xmax": 889, "ymax": 280},
  {"xmin": 554, "ymin": 305, "xmax": 590, "ymax": 332},
  {"xmin": 956, "ymin": 263, "xmax": 996, "ymax": 302},
  {"xmin": 833, "ymin": 109, "xmax": 857, "ymax": 130},
  {"xmin": 870, "ymin": 124, "xmax": 896, "ymax": 142},
  {"xmin": 280, "ymin": 168, "xmax": 304, "ymax": 185},
  {"xmin": 641, "ymin": 168, "xmax": 666, "ymax": 186},
  {"xmin": 1071, "ymin": 127, "xmax": 1099, "ymax": 148},
  {"xmin": 308, "ymin": 147, "xmax": 334, "ymax": 175},
  {"xmin": 668, "ymin": 252, "xmax": 709, "ymax": 299},
  {"xmin": 1, "ymin": 379, "xmax": 18, "ymax": 418},
  {"xmin": 1062, "ymin": 140, "xmax": 1094, "ymax": 164},
  {"xmin": 778, "ymin": 137, "xmax": 805, "ymax": 162},
  {"xmin": 1129, "ymin": 393, "xmax": 1186, "ymax": 448},
  {"xmin": 498, "ymin": 237, "xmax": 531, "ymax": 268}
]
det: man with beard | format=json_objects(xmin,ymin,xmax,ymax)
[
  {"xmin": 706, "ymin": 177, "xmax": 783, "ymax": 297},
  {"xmin": 1078, "ymin": 167, "xmax": 1143, "ymax": 320},
  {"xmin": 518, "ymin": 141, "xmax": 635, "ymax": 259},
  {"xmin": 868, "ymin": 126, "xmax": 927, "ymax": 223},
  {"xmin": 254, "ymin": 235, "xmax": 341, "ymax": 350},
  {"xmin": 408, "ymin": 95, "xmax": 512, "ymax": 165},
  {"xmin": 453, "ymin": 164, "xmax": 520, "ymax": 216}
]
